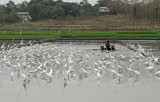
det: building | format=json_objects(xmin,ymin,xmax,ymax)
[
  {"xmin": 99, "ymin": 7, "xmax": 110, "ymax": 13},
  {"xmin": 16, "ymin": 12, "xmax": 32, "ymax": 23}
]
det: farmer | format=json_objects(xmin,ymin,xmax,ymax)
[{"xmin": 105, "ymin": 41, "xmax": 111, "ymax": 50}]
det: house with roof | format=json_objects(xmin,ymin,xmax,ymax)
[
  {"xmin": 16, "ymin": 12, "xmax": 32, "ymax": 23},
  {"xmin": 99, "ymin": 7, "xmax": 110, "ymax": 13}
]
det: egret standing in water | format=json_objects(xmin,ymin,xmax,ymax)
[
  {"xmin": 155, "ymin": 71, "xmax": 160, "ymax": 79},
  {"xmin": 63, "ymin": 76, "xmax": 69, "ymax": 94},
  {"xmin": 11, "ymin": 71, "xmax": 14, "ymax": 88},
  {"xmin": 21, "ymin": 73, "xmax": 28, "ymax": 96},
  {"xmin": 46, "ymin": 68, "xmax": 53, "ymax": 87}
]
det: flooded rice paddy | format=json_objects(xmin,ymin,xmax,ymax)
[{"xmin": 0, "ymin": 40, "xmax": 160, "ymax": 102}]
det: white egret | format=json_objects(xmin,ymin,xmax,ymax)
[
  {"xmin": 21, "ymin": 72, "xmax": 28, "ymax": 96},
  {"xmin": 147, "ymin": 63, "xmax": 154, "ymax": 73},
  {"xmin": 46, "ymin": 68, "xmax": 53, "ymax": 85},
  {"xmin": 63, "ymin": 76, "xmax": 69, "ymax": 93},
  {"xmin": 155, "ymin": 71, "xmax": 160, "ymax": 79},
  {"xmin": 40, "ymin": 69, "xmax": 47, "ymax": 80},
  {"xmin": 96, "ymin": 72, "xmax": 101, "ymax": 88},
  {"xmin": 134, "ymin": 70, "xmax": 141, "ymax": 81},
  {"xmin": 29, "ymin": 68, "xmax": 40, "ymax": 86},
  {"xmin": 11, "ymin": 71, "xmax": 14, "ymax": 88}
]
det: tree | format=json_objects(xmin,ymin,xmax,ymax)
[
  {"xmin": 0, "ymin": 0, "xmax": 159, "ymax": 23},
  {"xmin": 5, "ymin": 0, "xmax": 16, "ymax": 14},
  {"xmin": 80, "ymin": 0, "xmax": 90, "ymax": 6},
  {"xmin": 16, "ymin": 1, "xmax": 29, "ymax": 12},
  {"xmin": 62, "ymin": 2, "xmax": 80, "ymax": 17},
  {"xmin": 29, "ymin": 0, "xmax": 44, "ymax": 5},
  {"xmin": 6, "ymin": 0, "xmax": 16, "ymax": 9},
  {"xmin": 28, "ymin": 4, "xmax": 39, "ymax": 21},
  {"xmin": 41, "ymin": 5, "xmax": 53, "ymax": 19},
  {"xmin": 97, "ymin": 0, "xmax": 112, "ymax": 7},
  {"xmin": 50, "ymin": 6, "xmax": 65, "ymax": 19},
  {"xmin": 80, "ymin": 0, "xmax": 92, "ymax": 16}
]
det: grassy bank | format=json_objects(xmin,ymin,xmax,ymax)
[
  {"xmin": 60, "ymin": 31, "xmax": 160, "ymax": 40},
  {"xmin": 0, "ymin": 31, "xmax": 59, "ymax": 41},
  {"xmin": 0, "ymin": 30, "xmax": 160, "ymax": 41}
]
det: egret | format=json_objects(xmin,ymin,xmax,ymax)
[
  {"xmin": 29, "ymin": 68, "xmax": 40, "ymax": 86},
  {"xmin": 116, "ymin": 64, "xmax": 123, "ymax": 74},
  {"xmin": 126, "ymin": 66, "xmax": 135, "ymax": 77},
  {"xmin": 152, "ymin": 57, "xmax": 159, "ymax": 64},
  {"xmin": 96, "ymin": 72, "xmax": 101, "ymax": 88},
  {"xmin": 144, "ymin": 61, "xmax": 151, "ymax": 66},
  {"xmin": 155, "ymin": 71, "xmax": 160, "ymax": 79},
  {"xmin": 81, "ymin": 68, "xmax": 89, "ymax": 78},
  {"xmin": 21, "ymin": 72, "xmax": 29, "ymax": 96},
  {"xmin": 11, "ymin": 71, "xmax": 14, "ymax": 88},
  {"xmin": 134, "ymin": 70, "xmax": 141, "ymax": 81},
  {"xmin": 63, "ymin": 76, "xmax": 69, "ymax": 93},
  {"xmin": 120, "ymin": 55, "xmax": 126, "ymax": 60},
  {"xmin": 40, "ymin": 69, "xmax": 47, "ymax": 80},
  {"xmin": 147, "ymin": 63, "xmax": 154, "ymax": 73},
  {"xmin": 46, "ymin": 68, "xmax": 53, "ymax": 85}
]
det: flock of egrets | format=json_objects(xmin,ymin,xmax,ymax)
[{"xmin": 0, "ymin": 41, "xmax": 159, "ymax": 96}]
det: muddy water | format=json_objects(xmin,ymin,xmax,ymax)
[{"xmin": 0, "ymin": 40, "xmax": 160, "ymax": 102}]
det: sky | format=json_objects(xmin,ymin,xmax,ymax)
[{"xmin": 0, "ymin": 0, "xmax": 98, "ymax": 5}]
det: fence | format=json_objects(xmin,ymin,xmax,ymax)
[{"xmin": 50, "ymin": 24, "xmax": 159, "ymax": 31}]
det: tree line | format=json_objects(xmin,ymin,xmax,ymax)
[{"xmin": 0, "ymin": 0, "xmax": 160, "ymax": 23}]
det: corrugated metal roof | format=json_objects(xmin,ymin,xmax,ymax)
[
  {"xmin": 16, "ymin": 12, "xmax": 30, "ymax": 15},
  {"xmin": 99, "ymin": 7, "xmax": 109, "ymax": 9}
]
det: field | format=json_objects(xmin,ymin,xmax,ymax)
[
  {"xmin": 0, "ymin": 30, "xmax": 160, "ymax": 41},
  {"xmin": 60, "ymin": 31, "xmax": 160, "ymax": 40},
  {"xmin": 0, "ymin": 14, "xmax": 159, "ymax": 41},
  {"xmin": 0, "ymin": 15, "xmax": 158, "ymax": 31},
  {"xmin": 0, "ymin": 31, "xmax": 58, "ymax": 41}
]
